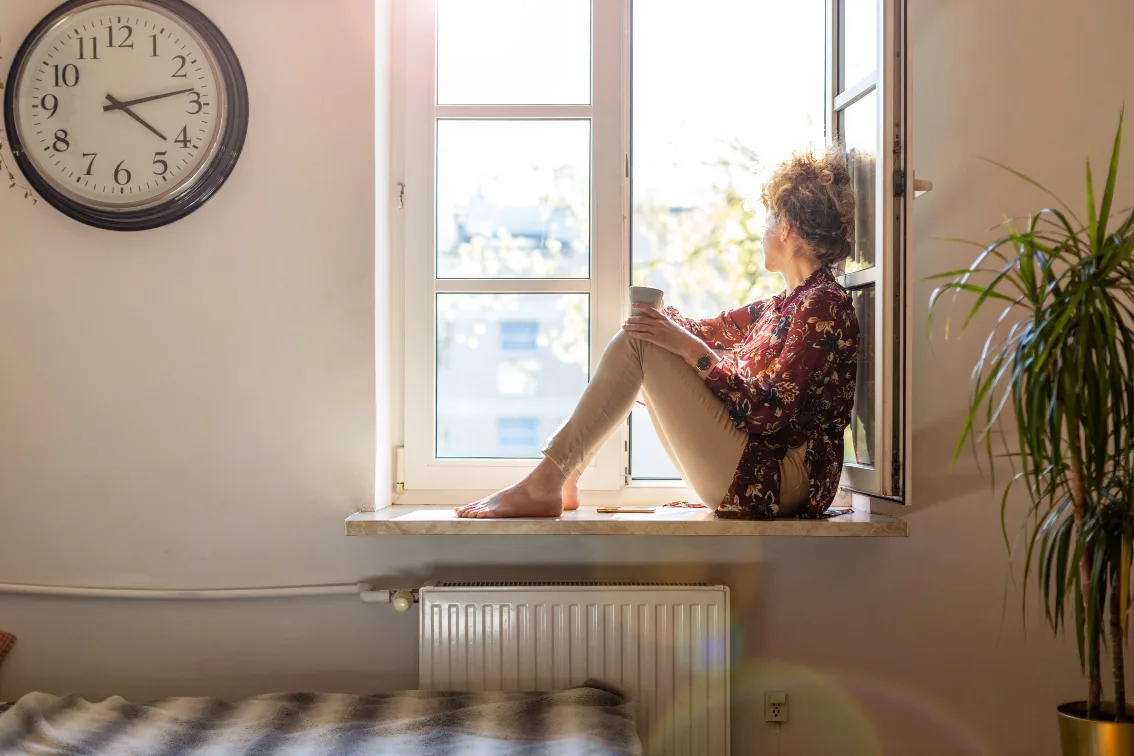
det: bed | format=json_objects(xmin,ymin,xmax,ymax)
[{"xmin": 0, "ymin": 682, "xmax": 641, "ymax": 755}]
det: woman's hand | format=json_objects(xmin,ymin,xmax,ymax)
[{"xmin": 623, "ymin": 304, "xmax": 712, "ymax": 367}]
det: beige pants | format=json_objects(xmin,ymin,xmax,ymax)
[{"xmin": 543, "ymin": 331, "xmax": 809, "ymax": 514}]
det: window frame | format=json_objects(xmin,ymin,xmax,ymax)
[
  {"xmin": 399, "ymin": 0, "xmax": 628, "ymax": 492},
  {"xmin": 392, "ymin": 0, "xmax": 910, "ymax": 505},
  {"xmin": 828, "ymin": 0, "xmax": 911, "ymax": 502}
]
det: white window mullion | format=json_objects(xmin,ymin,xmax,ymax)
[
  {"xmin": 833, "ymin": 75, "xmax": 878, "ymax": 112},
  {"xmin": 437, "ymin": 279, "xmax": 593, "ymax": 295},
  {"xmin": 435, "ymin": 105, "xmax": 592, "ymax": 119},
  {"xmin": 839, "ymin": 268, "xmax": 880, "ymax": 290},
  {"xmin": 578, "ymin": 0, "xmax": 628, "ymax": 491}
]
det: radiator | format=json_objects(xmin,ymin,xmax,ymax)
[{"xmin": 419, "ymin": 582, "xmax": 730, "ymax": 755}]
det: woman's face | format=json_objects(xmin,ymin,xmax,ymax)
[{"xmin": 762, "ymin": 214, "xmax": 789, "ymax": 273}]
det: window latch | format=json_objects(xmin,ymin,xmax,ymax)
[{"xmin": 896, "ymin": 171, "xmax": 933, "ymax": 199}]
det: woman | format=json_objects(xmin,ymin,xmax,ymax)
[{"xmin": 457, "ymin": 147, "xmax": 860, "ymax": 520}]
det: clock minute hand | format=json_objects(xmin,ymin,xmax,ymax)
[
  {"xmin": 104, "ymin": 94, "xmax": 167, "ymax": 142},
  {"xmin": 102, "ymin": 88, "xmax": 196, "ymax": 112}
]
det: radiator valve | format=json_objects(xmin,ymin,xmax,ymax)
[{"xmin": 390, "ymin": 589, "xmax": 415, "ymax": 612}]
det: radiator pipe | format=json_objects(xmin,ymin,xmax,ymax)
[{"xmin": 0, "ymin": 582, "xmax": 390, "ymax": 602}]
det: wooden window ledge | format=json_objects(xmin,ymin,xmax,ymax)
[{"xmin": 345, "ymin": 505, "xmax": 907, "ymax": 537}]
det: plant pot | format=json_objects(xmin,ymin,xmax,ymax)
[{"xmin": 1059, "ymin": 702, "xmax": 1134, "ymax": 755}]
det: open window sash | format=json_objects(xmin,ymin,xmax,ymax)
[{"xmin": 830, "ymin": 0, "xmax": 911, "ymax": 502}]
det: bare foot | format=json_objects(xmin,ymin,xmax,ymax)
[
  {"xmin": 456, "ymin": 459, "xmax": 567, "ymax": 518},
  {"xmin": 562, "ymin": 471, "xmax": 581, "ymax": 511}
]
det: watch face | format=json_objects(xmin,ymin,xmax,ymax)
[
  {"xmin": 697, "ymin": 355, "xmax": 712, "ymax": 370},
  {"xmin": 3, "ymin": 0, "xmax": 248, "ymax": 230}
]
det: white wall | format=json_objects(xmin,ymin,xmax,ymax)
[{"xmin": 1, "ymin": 0, "xmax": 1132, "ymax": 754}]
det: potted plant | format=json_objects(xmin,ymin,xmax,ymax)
[{"xmin": 931, "ymin": 111, "xmax": 1134, "ymax": 754}]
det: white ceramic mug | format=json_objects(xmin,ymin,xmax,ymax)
[{"xmin": 629, "ymin": 286, "xmax": 665, "ymax": 316}]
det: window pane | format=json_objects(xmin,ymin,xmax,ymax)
[
  {"xmin": 437, "ymin": 294, "xmax": 589, "ymax": 458},
  {"xmin": 630, "ymin": 0, "xmax": 825, "ymax": 480},
  {"xmin": 498, "ymin": 418, "xmax": 540, "ymax": 454},
  {"xmin": 839, "ymin": 0, "xmax": 877, "ymax": 90},
  {"xmin": 844, "ymin": 285, "xmax": 874, "ymax": 466},
  {"xmin": 840, "ymin": 90, "xmax": 877, "ymax": 273},
  {"xmin": 437, "ymin": 0, "xmax": 591, "ymax": 105},
  {"xmin": 629, "ymin": 404, "xmax": 681, "ymax": 480},
  {"xmin": 437, "ymin": 120, "xmax": 590, "ymax": 279}
]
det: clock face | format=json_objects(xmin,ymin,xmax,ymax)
[{"xmin": 4, "ymin": 0, "xmax": 248, "ymax": 229}]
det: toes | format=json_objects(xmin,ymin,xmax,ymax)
[
  {"xmin": 459, "ymin": 499, "xmax": 499, "ymax": 518},
  {"xmin": 456, "ymin": 499, "xmax": 488, "ymax": 517}
]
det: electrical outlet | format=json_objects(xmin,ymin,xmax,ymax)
[{"xmin": 765, "ymin": 691, "xmax": 788, "ymax": 723}]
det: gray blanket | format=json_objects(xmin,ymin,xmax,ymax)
[{"xmin": 0, "ymin": 683, "xmax": 640, "ymax": 755}]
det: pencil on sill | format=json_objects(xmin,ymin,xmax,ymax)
[{"xmin": 596, "ymin": 507, "xmax": 656, "ymax": 514}]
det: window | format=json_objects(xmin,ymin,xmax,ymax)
[
  {"xmin": 396, "ymin": 0, "xmax": 910, "ymax": 503},
  {"xmin": 829, "ymin": 0, "xmax": 912, "ymax": 501}
]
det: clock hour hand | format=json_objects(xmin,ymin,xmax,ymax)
[
  {"xmin": 104, "ymin": 94, "xmax": 167, "ymax": 142},
  {"xmin": 102, "ymin": 88, "xmax": 197, "ymax": 112}
]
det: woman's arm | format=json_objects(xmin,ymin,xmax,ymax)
[
  {"xmin": 700, "ymin": 292, "xmax": 857, "ymax": 436},
  {"xmin": 666, "ymin": 301, "xmax": 768, "ymax": 350}
]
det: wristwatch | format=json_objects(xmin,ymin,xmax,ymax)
[{"xmin": 695, "ymin": 354, "xmax": 714, "ymax": 372}]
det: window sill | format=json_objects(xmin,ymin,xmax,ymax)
[{"xmin": 345, "ymin": 505, "xmax": 907, "ymax": 537}]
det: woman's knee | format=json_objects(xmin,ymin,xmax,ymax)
[
  {"xmin": 606, "ymin": 328, "xmax": 642, "ymax": 357},
  {"xmin": 605, "ymin": 330, "xmax": 679, "ymax": 373}
]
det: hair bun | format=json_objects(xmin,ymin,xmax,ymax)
[{"xmin": 759, "ymin": 146, "xmax": 856, "ymax": 270}]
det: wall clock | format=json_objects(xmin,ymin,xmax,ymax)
[{"xmin": 3, "ymin": 0, "xmax": 249, "ymax": 231}]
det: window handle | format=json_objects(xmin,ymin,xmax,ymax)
[{"xmin": 912, "ymin": 176, "xmax": 933, "ymax": 198}]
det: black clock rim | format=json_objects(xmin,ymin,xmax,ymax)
[{"xmin": 2, "ymin": 0, "xmax": 249, "ymax": 232}]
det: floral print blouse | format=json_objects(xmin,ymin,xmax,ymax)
[{"xmin": 667, "ymin": 268, "xmax": 859, "ymax": 519}]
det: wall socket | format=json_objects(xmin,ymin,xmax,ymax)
[{"xmin": 765, "ymin": 691, "xmax": 788, "ymax": 723}]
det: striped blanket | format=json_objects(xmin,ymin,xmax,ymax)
[{"xmin": 0, "ymin": 683, "xmax": 640, "ymax": 755}]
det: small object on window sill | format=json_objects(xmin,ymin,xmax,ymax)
[
  {"xmin": 818, "ymin": 507, "xmax": 855, "ymax": 519},
  {"xmin": 596, "ymin": 507, "xmax": 656, "ymax": 514},
  {"xmin": 664, "ymin": 500, "xmax": 707, "ymax": 508}
]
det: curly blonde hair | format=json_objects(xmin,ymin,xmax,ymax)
[{"xmin": 760, "ymin": 147, "xmax": 856, "ymax": 268}]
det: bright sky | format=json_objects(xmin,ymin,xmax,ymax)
[
  {"xmin": 632, "ymin": 0, "xmax": 826, "ymax": 206},
  {"xmin": 436, "ymin": 0, "xmax": 840, "ymax": 210}
]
